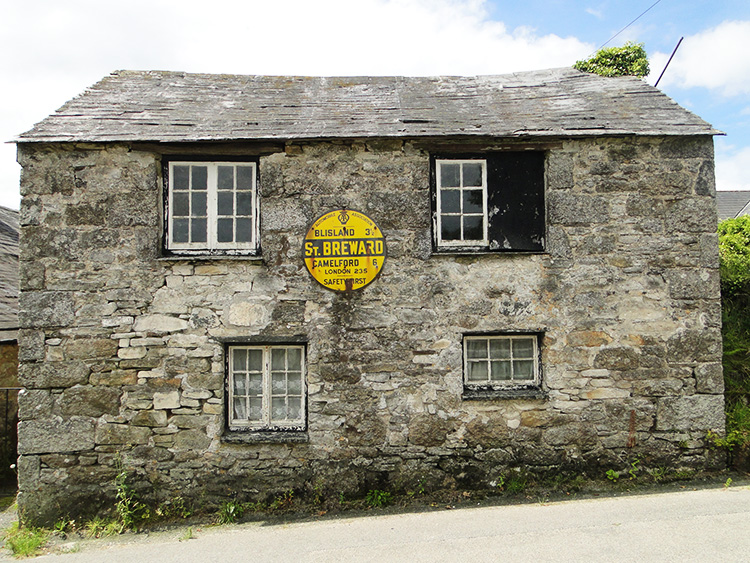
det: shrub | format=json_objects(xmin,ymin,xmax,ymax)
[{"xmin": 574, "ymin": 42, "xmax": 650, "ymax": 78}]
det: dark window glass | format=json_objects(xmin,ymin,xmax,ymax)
[
  {"xmin": 441, "ymin": 189, "xmax": 460, "ymax": 213},
  {"xmin": 218, "ymin": 192, "xmax": 234, "ymax": 216},
  {"xmin": 441, "ymin": 215, "xmax": 461, "ymax": 240},
  {"xmin": 191, "ymin": 218, "xmax": 207, "ymax": 243},
  {"xmin": 463, "ymin": 189, "xmax": 483, "ymax": 213},
  {"xmin": 463, "ymin": 216, "xmax": 483, "ymax": 240},
  {"xmin": 173, "ymin": 193, "xmax": 189, "ymax": 217},
  {"xmin": 237, "ymin": 166, "xmax": 254, "ymax": 190},
  {"xmin": 173, "ymin": 218, "xmax": 189, "ymax": 243},
  {"xmin": 173, "ymin": 166, "xmax": 190, "ymax": 189},
  {"xmin": 218, "ymin": 166, "xmax": 234, "ymax": 190},
  {"xmin": 192, "ymin": 192, "xmax": 207, "ymax": 216},
  {"xmin": 236, "ymin": 192, "xmax": 253, "ymax": 216},
  {"xmin": 441, "ymin": 164, "xmax": 460, "ymax": 187},
  {"xmin": 191, "ymin": 166, "xmax": 207, "ymax": 190},
  {"xmin": 236, "ymin": 218, "xmax": 253, "ymax": 242},
  {"xmin": 217, "ymin": 218, "xmax": 234, "ymax": 242},
  {"xmin": 463, "ymin": 162, "xmax": 483, "ymax": 187}
]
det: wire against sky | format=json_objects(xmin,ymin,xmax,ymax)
[{"xmin": 595, "ymin": 0, "xmax": 665, "ymax": 52}]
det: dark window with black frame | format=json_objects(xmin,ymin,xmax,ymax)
[
  {"xmin": 462, "ymin": 333, "xmax": 545, "ymax": 399},
  {"xmin": 162, "ymin": 157, "xmax": 260, "ymax": 256},
  {"xmin": 431, "ymin": 152, "xmax": 545, "ymax": 252}
]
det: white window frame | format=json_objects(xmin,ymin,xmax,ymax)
[
  {"xmin": 436, "ymin": 159, "xmax": 488, "ymax": 248},
  {"xmin": 227, "ymin": 345, "xmax": 306, "ymax": 431},
  {"xmin": 166, "ymin": 161, "xmax": 259, "ymax": 253},
  {"xmin": 463, "ymin": 335, "xmax": 540, "ymax": 389}
]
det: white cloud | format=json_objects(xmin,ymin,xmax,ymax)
[
  {"xmin": 0, "ymin": 0, "xmax": 595, "ymax": 209},
  {"xmin": 649, "ymin": 20, "xmax": 750, "ymax": 96},
  {"xmin": 716, "ymin": 142, "xmax": 750, "ymax": 191}
]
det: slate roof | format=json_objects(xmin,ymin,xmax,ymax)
[
  {"xmin": 17, "ymin": 67, "xmax": 719, "ymax": 143},
  {"xmin": 0, "ymin": 207, "xmax": 18, "ymax": 342},
  {"xmin": 717, "ymin": 191, "xmax": 750, "ymax": 221}
]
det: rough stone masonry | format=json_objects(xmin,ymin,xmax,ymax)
[{"xmin": 14, "ymin": 134, "xmax": 725, "ymax": 525}]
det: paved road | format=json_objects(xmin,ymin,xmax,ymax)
[{"xmin": 11, "ymin": 486, "xmax": 750, "ymax": 562}]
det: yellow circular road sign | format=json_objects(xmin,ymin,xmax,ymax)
[{"xmin": 303, "ymin": 209, "xmax": 386, "ymax": 292}]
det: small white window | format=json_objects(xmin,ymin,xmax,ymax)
[
  {"xmin": 228, "ymin": 345, "xmax": 305, "ymax": 431},
  {"xmin": 167, "ymin": 161, "xmax": 258, "ymax": 253},
  {"xmin": 436, "ymin": 159, "xmax": 488, "ymax": 247},
  {"xmin": 464, "ymin": 335, "xmax": 540, "ymax": 388}
]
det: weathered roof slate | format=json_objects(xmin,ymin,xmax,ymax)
[{"xmin": 17, "ymin": 67, "xmax": 719, "ymax": 143}]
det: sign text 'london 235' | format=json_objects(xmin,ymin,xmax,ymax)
[{"xmin": 303, "ymin": 209, "xmax": 386, "ymax": 292}]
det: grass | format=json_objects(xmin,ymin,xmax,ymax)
[{"xmin": 3, "ymin": 522, "xmax": 49, "ymax": 558}]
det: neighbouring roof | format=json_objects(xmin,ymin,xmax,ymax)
[
  {"xmin": 17, "ymin": 67, "xmax": 720, "ymax": 144},
  {"xmin": 717, "ymin": 191, "xmax": 750, "ymax": 221},
  {"xmin": 0, "ymin": 207, "xmax": 18, "ymax": 342}
]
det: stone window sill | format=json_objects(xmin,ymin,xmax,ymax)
[
  {"xmin": 221, "ymin": 430, "xmax": 308, "ymax": 444},
  {"xmin": 462, "ymin": 387, "xmax": 547, "ymax": 400}
]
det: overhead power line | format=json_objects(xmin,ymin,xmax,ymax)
[{"xmin": 593, "ymin": 0, "xmax": 665, "ymax": 54}]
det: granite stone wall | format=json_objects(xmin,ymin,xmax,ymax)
[{"xmin": 16, "ymin": 136, "xmax": 724, "ymax": 524}]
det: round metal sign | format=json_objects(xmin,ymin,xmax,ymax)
[{"xmin": 303, "ymin": 209, "xmax": 386, "ymax": 292}]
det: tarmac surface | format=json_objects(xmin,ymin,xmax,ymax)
[{"xmin": 3, "ymin": 484, "xmax": 750, "ymax": 562}]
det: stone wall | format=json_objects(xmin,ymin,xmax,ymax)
[{"xmin": 16, "ymin": 136, "xmax": 724, "ymax": 524}]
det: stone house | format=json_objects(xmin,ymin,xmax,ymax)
[{"xmin": 15, "ymin": 68, "xmax": 725, "ymax": 525}]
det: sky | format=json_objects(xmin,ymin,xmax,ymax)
[{"xmin": 2, "ymin": 0, "xmax": 750, "ymax": 210}]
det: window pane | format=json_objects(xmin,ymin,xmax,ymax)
[
  {"xmin": 192, "ymin": 192, "xmax": 207, "ymax": 216},
  {"xmin": 248, "ymin": 349, "xmax": 263, "ymax": 371},
  {"xmin": 514, "ymin": 360, "xmax": 534, "ymax": 379},
  {"xmin": 217, "ymin": 218, "xmax": 234, "ymax": 243},
  {"xmin": 173, "ymin": 218, "xmax": 189, "ymax": 243},
  {"xmin": 218, "ymin": 192, "xmax": 234, "ymax": 216},
  {"xmin": 467, "ymin": 361, "xmax": 488, "ymax": 381},
  {"xmin": 173, "ymin": 193, "xmax": 189, "ymax": 217},
  {"xmin": 236, "ymin": 192, "xmax": 253, "ymax": 216},
  {"xmin": 233, "ymin": 397, "xmax": 247, "ymax": 420},
  {"xmin": 287, "ymin": 373, "xmax": 302, "ymax": 394},
  {"xmin": 491, "ymin": 360, "xmax": 511, "ymax": 380},
  {"xmin": 236, "ymin": 218, "xmax": 253, "ymax": 243},
  {"xmin": 441, "ymin": 215, "xmax": 461, "ymax": 241},
  {"xmin": 248, "ymin": 397, "xmax": 262, "ymax": 420},
  {"xmin": 233, "ymin": 374, "xmax": 247, "ymax": 395},
  {"xmin": 287, "ymin": 400, "xmax": 301, "ymax": 420},
  {"xmin": 232, "ymin": 348, "xmax": 247, "ymax": 372},
  {"xmin": 191, "ymin": 166, "xmax": 207, "ymax": 190},
  {"xmin": 173, "ymin": 165, "xmax": 190, "ymax": 189},
  {"xmin": 271, "ymin": 348, "xmax": 286, "ymax": 371},
  {"xmin": 463, "ymin": 216, "xmax": 483, "ymax": 240},
  {"xmin": 440, "ymin": 163, "xmax": 460, "ymax": 187},
  {"xmin": 440, "ymin": 189, "xmax": 460, "ymax": 213},
  {"xmin": 191, "ymin": 218, "xmax": 207, "ymax": 243},
  {"xmin": 287, "ymin": 348, "xmax": 302, "ymax": 370},
  {"xmin": 463, "ymin": 163, "xmax": 483, "ymax": 187},
  {"xmin": 466, "ymin": 339, "xmax": 487, "ymax": 359},
  {"xmin": 463, "ymin": 189, "xmax": 483, "ymax": 213},
  {"xmin": 271, "ymin": 397, "xmax": 287, "ymax": 420},
  {"xmin": 237, "ymin": 166, "xmax": 254, "ymax": 190},
  {"xmin": 490, "ymin": 339, "xmax": 511, "ymax": 359},
  {"xmin": 248, "ymin": 373, "xmax": 262, "ymax": 394},
  {"xmin": 271, "ymin": 372, "xmax": 286, "ymax": 393},
  {"xmin": 218, "ymin": 166, "xmax": 234, "ymax": 190},
  {"xmin": 513, "ymin": 338, "xmax": 535, "ymax": 358}
]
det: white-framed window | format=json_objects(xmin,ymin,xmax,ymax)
[
  {"xmin": 463, "ymin": 335, "xmax": 540, "ymax": 388},
  {"xmin": 227, "ymin": 345, "xmax": 306, "ymax": 431},
  {"xmin": 432, "ymin": 152, "xmax": 546, "ymax": 252},
  {"xmin": 166, "ymin": 161, "xmax": 258, "ymax": 253},
  {"xmin": 436, "ymin": 159, "xmax": 488, "ymax": 246}
]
